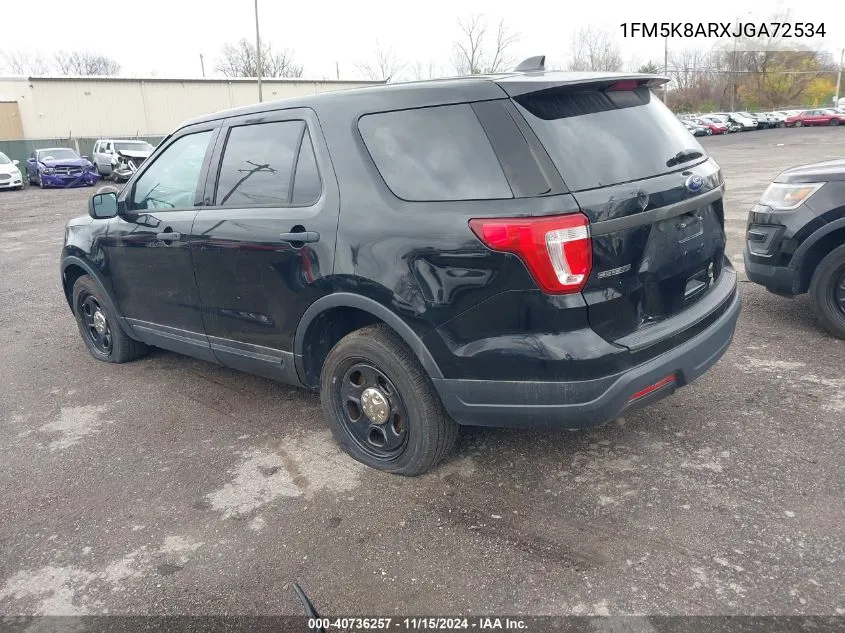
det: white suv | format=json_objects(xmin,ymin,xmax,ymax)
[{"xmin": 92, "ymin": 139, "xmax": 156, "ymax": 181}]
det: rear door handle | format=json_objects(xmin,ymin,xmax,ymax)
[
  {"xmin": 279, "ymin": 231, "xmax": 319, "ymax": 244},
  {"xmin": 156, "ymin": 231, "xmax": 181, "ymax": 241}
]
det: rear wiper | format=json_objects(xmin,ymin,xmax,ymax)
[{"xmin": 666, "ymin": 149, "xmax": 704, "ymax": 168}]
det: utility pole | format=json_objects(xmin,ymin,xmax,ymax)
[
  {"xmin": 730, "ymin": 21, "xmax": 738, "ymax": 112},
  {"xmin": 835, "ymin": 48, "xmax": 844, "ymax": 106},
  {"xmin": 663, "ymin": 37, "xmax": 669, "ymax": 106},
  {"xmin": 336, "ymin": 61, "xmax": 340, "ymax": 80},
  {"xmin": 254, "ymin": 0, "xmax": 263, "ymax": 102},
  {"xmin": 199, "ymin": 54, "xmax": 206, "ymax": 78}
]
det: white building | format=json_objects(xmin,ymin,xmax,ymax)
[{"xmin": 0, "ymin": 76, "xmax": 383, "ymax": 140}]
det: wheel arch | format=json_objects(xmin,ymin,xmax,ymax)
[
  {"xmin": 793, "ymin": 219, "xmax": 845, "ymax": 293},
  {"xmin": 294, "ymin": 294, "xmax": 443, "ymax": 389},
  {"xmin": 61, "ymin": 256, "xmax": 124, "ymax": 324}
]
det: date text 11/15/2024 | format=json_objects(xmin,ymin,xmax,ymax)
[
  {"xmin": 308, "ymin": 617, "xmax": 528, "ymax": 630},
  {"xmin": 620, "ymin": 22, "xmax": 825, "ymax": 38}
]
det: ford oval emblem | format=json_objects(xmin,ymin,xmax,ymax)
[{"xmin": 685, "ymin": 175, "xmax": 704, "ymax": 193}]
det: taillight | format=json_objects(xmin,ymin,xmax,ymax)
[{"xmin": 469, "ymin": 213, "xmax": 592, "ymax": 294}]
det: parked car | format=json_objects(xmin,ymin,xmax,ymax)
[
  {"xmin": 0, "ymin": 152, "xmax": 24, "ymax": 190},
  {"xmin": 704, "ymin": 114, "xmax": 742, "ymax": 133},
  {"xmin": 25, "ymin": 148, "xmax": 99, "ymax": 188},
  {"xmin": 683, "ymin": 120, "xmax": 711, "ymax": 136},
  {"xmin": 786, "ymin": 109, "xmax": 845, "ymax": 127},
  {"xmin": 61, "ymin": 62, "xmax": 740, "ymax": 474},
  {"xmin": 93, "ymin": 139, "xmax": 156, "ymax": 181},
  {"xmin": 765, "ymin": 112, "xmax": 788, "ymax": 127},
  {"xmin": 730, "ymin": 112, "xmax": 759, "ymax": 130},
  {"xmin": 693, "ymin": 117, "xmax": 728, "ymax": 134},
  {"xmin": 752, "ymin": 112, "xmax": 779, "ymax": 128},
  {"xmin": 744, "ymin": 159, "xmax": 845, "ymax": 338}
]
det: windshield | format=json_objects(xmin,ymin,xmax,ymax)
[
  {"xmin": 0, "ymin": 152, "xmax": 10, "ymax": 165},
  {"xmin": 514, "ymin": 87, "xmax": 705, "ymax": 192},
  {"xmin": 114, "ymin": 142, "xmax": 154, "ymax": 152},
  {"xmin": 38, "ymin": 148, "xmax": 79, "ymax": 161}
]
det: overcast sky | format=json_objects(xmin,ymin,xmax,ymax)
[{"xmin": 2, "ymin": 0, "xmax": 841, "ymax": 79}]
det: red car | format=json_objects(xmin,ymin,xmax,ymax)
[
  {"xmin": 786, "ymin": 109, "xmax": 845, "ymax": 127},
  {"xmin": 694, "ymin": 116, "xmax": 729, "ymax": 134}
]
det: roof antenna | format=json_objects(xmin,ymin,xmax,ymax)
[{"xmin": 514, "ymin": 56, "xmax": 545, "ymax": 72}]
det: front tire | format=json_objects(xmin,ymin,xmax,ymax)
[
  {"xmin": 72, "ymin": 275, "xmax": 149, "ymax": 362},
  {"xmin": 795, "ymin": 121, "xmax": 803, "ymax": 127},
  {"xmin": 830, "ymin": 118, "xmax": 840, "ymax": 126},
  {"xmin": 809, "ymin": 245, "xmax": 845, "ymax": 339},
  {"xmin": 320, "ymin": 324, "xmax": 458, "ymax": 476}
]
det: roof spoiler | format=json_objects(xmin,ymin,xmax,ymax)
[{"xmin": 514, "ymin": 56, "xmax": 546, "ymax": 72}]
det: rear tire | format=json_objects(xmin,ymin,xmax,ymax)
[
  {"xmin": 320, "ymin": 324, "xmax": 458, "ymax": 476},
  {"xmin": 795, "ymin": 121, "xmax": 803, "ymax": 127},
  {"xmin": 809, "ymin": 245, "xmax": 845, "ymax": 339},
  {"xmin": 830, "ymin": 118, "xmax": 840, "ymax": 126},
  {"xmin": 72, "ymin": 275, "xmax": 149, "ymax": 363}
]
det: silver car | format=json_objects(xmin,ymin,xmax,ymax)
[{"xmin": 92, "ymin": 139, "xmax": 155, "ymax": 181}]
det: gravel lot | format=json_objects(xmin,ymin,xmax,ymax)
[{"xmin": 1, "ymin": 127, "xmax": 843, "ymax": 617}]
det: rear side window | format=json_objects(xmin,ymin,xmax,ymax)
[
  {"xmin": 216, "ymin": 120, "xmax": 321, "ymax": 207},
  {"xmin": 359, "ymin": 104, "xmax": 512, "ymax": 201},
  {"xmin": 514, "ymin": 87, "xmax": 705, "ymax": 192}
]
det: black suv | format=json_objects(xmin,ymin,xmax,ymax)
[
  {"xmin": 743, "ymin": 159, "xmax": 845, "ymax": 338},
  {"xmin": 61, "ymin": 62, "xmax": 741, "ymax": 475}
]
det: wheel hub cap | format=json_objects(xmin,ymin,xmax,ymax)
[
  {"xmin": 360, "ymin": 387, "xmax": 389, "ymax": 424},
  {"xmin": 93, "ymin": 310, "xmax": 107, "ymax": 334}
]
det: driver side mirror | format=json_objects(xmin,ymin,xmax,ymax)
[
  {"xmin": 12, "ymin": 159, "xmax": 19, "ymax": 166},
  {"xmin": 89, "ymin": 191, "xmax": 118, "ymax": 219}
]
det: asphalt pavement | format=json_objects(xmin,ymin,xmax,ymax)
[{"xmin": 0, "ymin": 127, "xmax": 843, "ymax": 616}]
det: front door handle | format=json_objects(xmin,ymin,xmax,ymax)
[
  {"xmin": 279, "ymin": 231, "xmax": 319, "ymax": 244},
  {"xmin": 156, "ymin": 231, "xmax": 181, "ymax": 241}
]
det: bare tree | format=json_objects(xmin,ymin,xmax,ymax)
[
  {"xmin": 1, "ymin": 50, "xmax": 50, "ymax": 75},
  {"xmin": 567, "ymin": 27, "xmax": 623, "ymax": 72},
  {"xmin": 410, "ymin": 60, "xmax": 440, "ymax": 80},
  {"xmin": 217, "ymin": 39, "xmax": 303, "ymax": 78},
  {"xmin": 53, "ymin": 51, "xmax": 120, "ymax": 76},
  {"xmin": 357, "ymin": 43, "xmax": 404, "ymax": 83},
  {"xmin": 452, "ymin": 14, "xmax": 518, "ymax": 75}
]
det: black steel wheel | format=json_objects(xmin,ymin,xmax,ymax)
[
  {"xmin": 321, "ymin": 324, "xmax": 458, "ymax": 475},
  {"xmin": 72, "ymin": 275, "xmax": 148, "ymax": 362},
  {"xmin": 810, "ymin": 244, "xmax": 845, "ymax": 339},
  {"xmin": 80, "ymin": 294, "xmax": 113, "ymax": 355},
  {"xmin": 336, "ymin": 361, "xmax": 409, "ymax": 460}
]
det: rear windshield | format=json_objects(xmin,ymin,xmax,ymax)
[{"xmin": 514, "ymin": 87, "xmax": 705, "ymax": 192}]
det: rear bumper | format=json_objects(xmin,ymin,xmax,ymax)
[{"xmin": 433, "ymin": 286, "xmax": 741, "ymax": 428}]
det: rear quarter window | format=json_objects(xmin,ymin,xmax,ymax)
[{"xmin": 358, "ymin": 104, "xmax": 513, "ymax": 202}]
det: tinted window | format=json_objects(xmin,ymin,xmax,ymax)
[
  {"xmin": 291, "ymin": 129, "xmax": 321, "ymax": 205},
  {"xmin": 130, "ymin": 130, "xmax": 212, "ymax": 210},
  {"xmin": 216, "ymin": 120, "xmax": 304, "ymax": 207},
  {"xmin": 514, "ymin": 88, "xmax": 705, "ymax": 192},
  {"xmin": 358, "ymin": 104, "xmax": 512, "ymax": 201}
]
